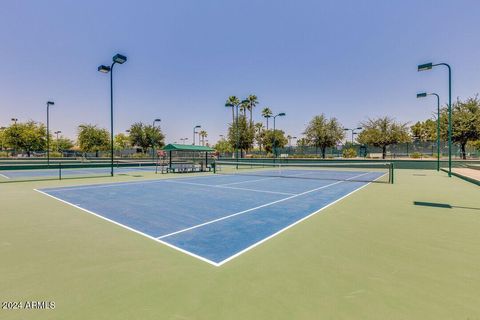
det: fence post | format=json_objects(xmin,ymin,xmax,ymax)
[{"xmin": 390, "ymin": 162, "xmax": 394, "ymax": 184}]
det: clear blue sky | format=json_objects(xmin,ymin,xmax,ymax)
[{"xmin": 1, "ymin": 0, "xmax": 479, "ymax": 143}]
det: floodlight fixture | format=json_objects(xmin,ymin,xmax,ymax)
[
  {"xmin": 417, "ymin": 63, "xmax": 433, "ymax": 71},
  {"xmin": 113, "ymin": 54, "xmax": 127, "ymax": 64},
  {"xmin": 98, "ymin": 65, "xmax": 111, "ymax": 73}
]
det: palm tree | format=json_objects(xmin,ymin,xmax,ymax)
[
  {"xmin": 261, "ymin": 107, "xmax": 273, "ymax": 130},
  {"xmin": 239, "ymin": 101, "xmax": 248, "ymax": 117},
  {"xmin": 246, "ymin": 94, "xmax": 258, "ymax": 126},
  {"xmin": 226, "ymin": 96, "xmax": 240, "ymax": 126},
  {"xmin": 199, "ymin": 130, "xmax": 208, "ymax": 146},
  {"xmin": 254, "ymin": 122, "xmax": 264, "ymax": 151}
]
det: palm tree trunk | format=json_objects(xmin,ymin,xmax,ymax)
[{"xmin": 266, "ymin": 118, "xmax": 269, "ymax": 130}]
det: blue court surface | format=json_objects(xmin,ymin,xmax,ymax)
[
  {"xmin": 0, "ymin": 166, "xmax": 154, "ymax": 179},
  {"xmin": 36, "ymin": 169, "xmax": 384, "ymax": 266}
]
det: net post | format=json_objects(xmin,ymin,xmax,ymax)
[{"xmin": 59, "ymin": 162, "xmax": 62, "ymax": 180}]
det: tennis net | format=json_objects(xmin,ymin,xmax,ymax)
[
  {"xmin": 213, "ymin": 161, "xmax": 394, "ymax": 184},
  {"xmin": 116, "ymin": 160, "xmax": 159, "ymax": 172}
]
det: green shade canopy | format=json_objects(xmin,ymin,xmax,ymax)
[{"xmin": 162, "ymin": 144, "xmax": 215, "ymax": 152}]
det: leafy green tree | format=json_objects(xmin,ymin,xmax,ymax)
[
  {"xmin": 303, "ymin": 114, "xmax": 345, "ymax": 159},
  {"xmin": 467, "ymin": 140, "xmax": 480, "ymax": 152},
  {"xmin": 227, "ymin": 115, "xmax": 255, "ymax": 156},
  {"xmin": 51, "ymin": 136, "xmax": 74, "ymax": 152},
  {"xmin": 77, "ymin": 124, "xmax": 110, "ymax": 157},
  {"xmin": 411, "ymin": 119, "xmax": 437, "ymax": 141},
  {"xmin": 357, "ymin": 117, "xmax": 411, "ymax": 159},
  {"xmin": 261, "ymin": 107, "xmax": 273, "ymax": 129},
  {"xmin": 114, "ymin": 133, "xmax": 131, "ymax": 151},
  {"xmin": 3, "ymin": 121, "xmax": 47, "ymax": 157},
  {"xmin": 214, "ymin": 139, "xmax": 233, "ymax": 153},
  {"xmin": 441, "ymin": 97, "xmax": 480, "ymax": 159},
  {"xmin": 297, "ymin": 137, "xmax": 309, "ymax": 147},
  {"xmin": 129, "ymin": 122, "xmax": 165, "ymax": 153},
  {"xmin": 0, "ymin": 127, "xmax": 7, "ymax": 150},
  {"xmin": 262, "ymin": 129, "xmax": 288, "ymax": 154}
]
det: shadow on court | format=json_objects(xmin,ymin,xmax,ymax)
[{"xmin": 414, "ymin": 201, "xmax": 480, "ymax": 211}]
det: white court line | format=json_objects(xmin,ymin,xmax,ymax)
[
  {"xmin": 215, "ymin": 172, "xmax": 387, "ymax": 266},
  {"xmin": 164, "ymin": 179, "xmax": 296, "ymax": 196},
  {"xmin": 33, "ymin": 188, "xmax": 221, "ymax": 267},
  {"xmin": 40, "ymin": 170, "xmax": 271, "ymax": 192},
  {"xmin": 157, "ymin": 172, "xmax": 370, "ymax": 240},
  {"xmin": 34, "ymin": 170, "xmax": 385, "ymax": 267},
  {"xmin": 216, "ymin": 171, "xmax": 314, "ymax": 186},
  {"xmin": 217, "ymin": 176, "xmax": 279, "ymax": 186},
  {"xmin": 0, "ymin": 173, "xmax": 11, "ymax": 179}
]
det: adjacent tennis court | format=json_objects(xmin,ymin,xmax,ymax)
[
  {"xmin": 36, "ymin": 162, "xmax": 390, "ymax": 266},
  {"xmin": 0, "ymin": 161, "xmax": 158, "ymax": 180}
]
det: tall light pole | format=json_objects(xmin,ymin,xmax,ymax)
[
  {"xmin": 54, "ymin": 130, "xmax": 62, "ymax": 152},
  {"xmin": 272, "ymin": 112, "xmax": 286, "ymax": 157},
  {"xmin": 418, "ymin": 62, "xmax": 452, "ymax": 177},
  {"xmin": 152, "ymin": 118, "xmax": 161, "ymax": 161},
  {"xmin": 11, "ymin": 118, "xmax": 18, "ymax": 124},
  {"xmin": 46, "ymin": 101, "xmax": 55, "ymax": 165},
  {"xmin": 343, "ymin": 127, "xmax": 362, "ymax": 144},
  {"xmin": 417, "ymin": 92, "xmax": 441, "ymax": 171},
  {"xmin": 98, "ymin": 53, "xmax": 127, "ymax": 177},
  {"xmin": 193, "ymin": 125, "xmax": 201, "ymax": 145},
  {"xmin": 180, "ymin": 137, "xmax": 188, "ymax": 144}
]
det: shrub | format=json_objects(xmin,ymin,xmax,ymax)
[
  {"xmin": 49, "ymin": 151, "xmax": 63, "ymax": 158},
  {"xmin": 411, "ymin": 152, "xmax": 423, "ymax": 159},
  {"xmin": 342, "ymin": 148, "xmax": 357, "ymax": 158}
]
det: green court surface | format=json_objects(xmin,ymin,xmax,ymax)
[{"xmin": 1, "ymin": 169, "xmax": 479, "ymax": 319}]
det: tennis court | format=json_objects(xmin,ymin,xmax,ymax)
[
  {"xmin": 36, "ymin": 162, "xmax": 390, "ymax": 266},
  {"xmin": 0, "ymin": 161, "xmax": 158, "ymax": 180}
]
